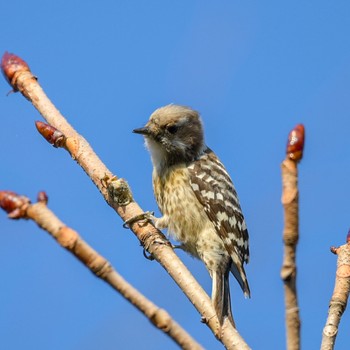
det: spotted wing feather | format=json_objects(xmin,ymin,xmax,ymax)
[{"xmin": 188, "ymin": 147, "xmax": 250, "ymax": 295}]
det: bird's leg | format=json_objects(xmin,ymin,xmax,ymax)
[
  {"xmin": 153, "ymin": 216, "xmax": 186, "ymax": 250},
  {"xmin": 152, "ymin": 214, "xmax": 169, "ymax": 230},
  {"xmin": 124, "ymin": 213, "xmax": 177, "ymax": 259}
]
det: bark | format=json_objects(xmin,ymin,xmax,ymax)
[
  {"xmin": 281, "ymin": 158, "xmax": 301, "ymax": 350},
  {"xmin": 321, "ymin": 243, "xmax": 350, "ymax": 350}
]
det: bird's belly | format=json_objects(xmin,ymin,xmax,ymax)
[
  {"xmin": 165, "ymin": 186, "xmax": 206, "ymax": 254},
  {"xmin": 166, "ymin": 193, "xmax": 227, "ymax": 272},
  {"xmin": 154, "ymin": 166, "xmax": 225, "ymax": 264}
]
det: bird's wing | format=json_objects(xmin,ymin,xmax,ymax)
[{"xmin": 188, "ymin": 148, "xmax": 249, "ymax": 265}]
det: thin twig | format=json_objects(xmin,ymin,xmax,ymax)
[
  {"xmin": 280, "ymin": 124, "xmax": 304, "ymax": 350},
  {"xmin": 1, "ymin": 52, "xmax": 250, "ymax": 350},
  {"xmin": 0, "ymin": 191, "xmax": 203, "ymax": 350},
  {"xmin": 321, "ymin": 234, "xmax": 350, "ymax": 350}
]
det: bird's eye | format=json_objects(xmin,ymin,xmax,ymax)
[{"xmin": 167, "ymin": 125, "xmax": 178, "ymax": 134}]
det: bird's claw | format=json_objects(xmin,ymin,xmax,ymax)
[
  {"xmin": 200, "ymin": 316, "xmax": 207, "ymax": 324},
  {"xmin": 143, "ymin": 248, "xmax": 155, "ymax": 260},
  {"xmin": 123, "ymin": 211, "xmax": 154, "ymax": 229},
  {"xmin": 143, "ymin": 238, "xmax": 172, "ymax": 261},
  {"xmin": 171, "ymin": 244, "xmax": 184, "ymax": 250}
]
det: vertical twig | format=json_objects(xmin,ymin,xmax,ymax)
[
  {"xmin": 280, "ymin": 124, "xmax": 305, "ymax": 350},
  {"xmin": 321, "ymin": 232, "xmax": 350, "ymax": 350}
]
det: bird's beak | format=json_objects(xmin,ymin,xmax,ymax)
[{"xmin": 133, "ymin": 126, "xmax": 150, "ymax": 136}]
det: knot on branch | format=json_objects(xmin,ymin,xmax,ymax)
[
  {"xmin": 88, "ymin": 256, "xmax": 112, "ymax": 278},
  {"xmin": 56, "ymin": 226, "xmax": 79, "ymax": 249},
  {"xmin": 107, "ymin": 177, "xmax": 134, "ymax": 206},
  {"xmin": 329, "ymin": 299, "xmax": 346, "ymax": 309},
  {"xmin": 283, "ymin": 233, "xmax": 299, "ymax": 246},
  {"xmin": 336, "ymin": 264, "xmax": 350, "ymax": 278},
  {"xmin": 323, "ymin": 324, "xmax": 338, "ymax": 337},
  {"xmin": 330, "ymin": 246, "xmax": 339, "ymax": 255},
  {"xmin": 280, "ymin": 265, "xmax": 295, "ymax": 281},
  {"xmin": 150, "ymin": 308, "xmax": 171, "ymax": 332},
  {"xmin": 334, "ymin": 243, "xmax": 350, "ymax": 269}
]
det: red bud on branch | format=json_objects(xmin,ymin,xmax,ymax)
[
  {"xmin": 347, "ymin": 229, "xmax": 350, "ymax": 244},
  {"xmin": 0, "ymin": 191, "xmax": 30, "ymax": 219},
  {"xmin": 286, "ymin": 124, "xmax": 305, "ymax": 162},
  {"xmin": 35, "ymin": 121, "xmax": 66, "ymax": 148},
  {"xmin": 1, "ymin": 52, "xmax": 30, "ymax": 88},
  {"xmin": 37, "ymin": 191, "xmax": 48, "ymax": 204}
]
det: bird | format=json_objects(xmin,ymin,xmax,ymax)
[{"xmin": 133, "ymin": 104, "xmax": 250, "ymax": 325}]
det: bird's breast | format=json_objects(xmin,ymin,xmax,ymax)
[{"xmin": 153, "ymin": 164, "xmax": 209, "ymax": 255}]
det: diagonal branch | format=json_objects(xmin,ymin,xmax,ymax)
[
  {"xmin": 280, "ymin": 124, "xmax": 305, "ymax": 350},
  {"xmin": 321, "ymin": 232, "xmax": 350, "ymax": 350},
  {"xmin": 1, "ymin": 52, "xmax": 250, "ymax": 350},
  {"xmin": 0, "ymin": 190, "xmax": 204, "ymax": 350}
]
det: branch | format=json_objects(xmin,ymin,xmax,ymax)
[
  {"xmin": 280, "ymin": 124, "xmax": 305, "ymax": 350},
  {"xmin": 0, "ymin": 191, "xmax": 203, "ymax": 350},
  {"xmin": 321, "ymin": 232, "xmax": 350, "ymax": 350},
  {"xmin": 1, "ymin": 52, "xmax": 250, "ymax": 350}
]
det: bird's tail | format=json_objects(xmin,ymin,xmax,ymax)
[
  {"xmin": 212, "ymin": 270, "xmax": 235, "ymax": 326},
  {"xmin": 230, "ymin": 262, "xmax": 251, "ymax": 298}
]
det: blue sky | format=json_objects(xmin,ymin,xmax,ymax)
[{"xmin": 1, "ymin": 2, "xmax": 350, "ymax": 349}]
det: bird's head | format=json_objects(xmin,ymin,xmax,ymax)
[{"xmin": 133, "ymin": 104, "xmax": 205, "ymax": 171}]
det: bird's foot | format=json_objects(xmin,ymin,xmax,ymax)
[{"xmin": 123, "ymin": 211, "xmax": 154, "ymax": 229}]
